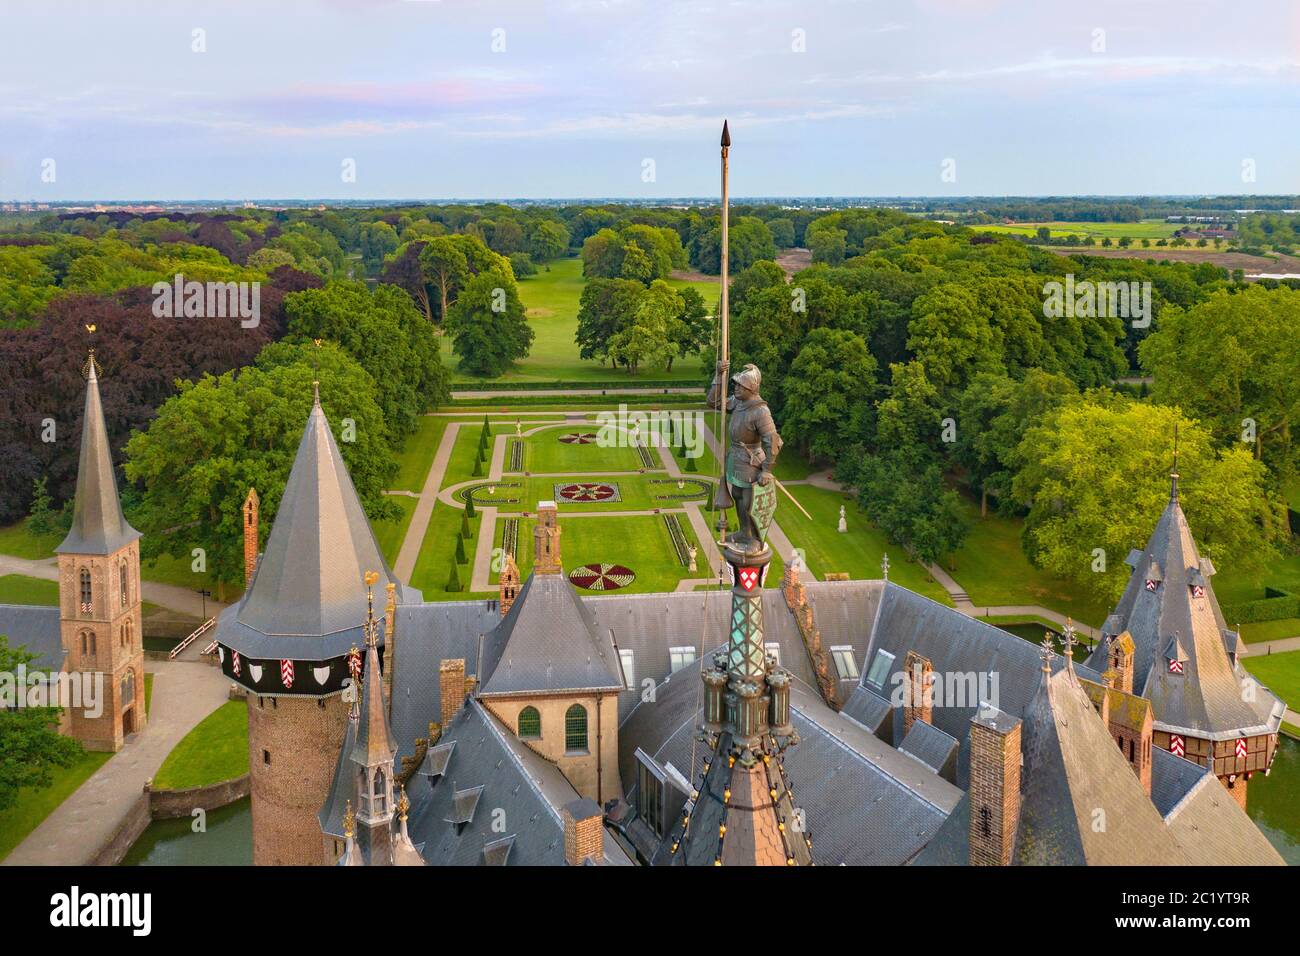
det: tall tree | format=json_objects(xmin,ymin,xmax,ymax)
[{"xmin": 445, "ymin": 269, "xmax": 534, "ymax": 377}]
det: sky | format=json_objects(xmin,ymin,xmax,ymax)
[{"xmin": 2, "ymin": 0, "xmax": 1299, "ymax": 200}]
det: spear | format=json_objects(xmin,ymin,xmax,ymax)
[{"xmin": 713, "ymin": 119, "xmax": 732, "ymax": 546}]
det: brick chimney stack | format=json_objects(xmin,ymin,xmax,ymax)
[
  {"xmin": 499, "ymin": 553, "xmax": 520, "ymax": 616},
  {"xmin": 439, "ymin": 659, "xmax": 467, "ymax": 729},
  {"xmin": 242, "ymin": 488, "xmax": 260, "ymax": 589},
  {"xmin": 968, "ymin": 708, "xmax": 1022, "ymax": 866},
  {"xmin": 534, "ymin": 501, "xmax": 562, "ymax": 574},
  {"xmin": 1108, "ymin": 632, "xmax": 1135, "ymax": 694},
  {"xmin": 902, "ymin": 650, "xmax": 933, "ymax": 734},
  {"xmin": 562, "ymin": 798, "xmax": 604, "ymax": 865}
]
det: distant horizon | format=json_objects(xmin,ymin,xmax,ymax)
[{"xmin": 4, "ymin": 1, "xmax": 1299, "ymax": 200}]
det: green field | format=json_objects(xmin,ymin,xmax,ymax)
[
  {"xmin": 517, "ymin": 422, "xmax": 646, "ymax": 474},
  {"xmin": 1243, "ymin": 651, "xmax": 1300, "ymax": 712},
  {"xmin": 946, "ymin": 497, "xmax": 1110, "ymax": 627},
  {"xmin": 492, "ymin": 512, "xmax": 703, "ymax": 595},
  {"xmin": 0, "ymin": 519, "xmax": 62, "ymax": 560},
  {"xmin": 0, "ymin": 574, "xmax": 59, "ymax": 606},
  {"xmin": 374, "ymin": 495, "xmax": 418, "ymax": 566},
  {"xmin": 0, "ymin": 750, "xmax": 113, "ymax": 861},
  {"xmin": 971, "ymin": 220, "xmax": 1183, "ymax": 241},
  {"xmin": 1240, "ymin": 618, "xmax": 1300, "ymax": 644},
  {"xmin": 152, "ymin": 700, "xmax": 249, "ymax": 790},
  {"xmin": 391, "ymin": 416, "xmax": 448, "ymax": 493},
  {"xmin": 780, "ymin": 485, "xmax": 950, "ymax": 604},
  {"xmin": 457, "ymin": 257, "xmax": 719, "ymax": 383}
]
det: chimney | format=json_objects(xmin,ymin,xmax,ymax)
[
  {"xmin": 562, "ymin": 798, "xmax": 604, "ymax": 866},
  {"xmin": 782, "ymin": 558, "xmax": 805, "ymax": 609},
  {"xmin": 439, "ymin": 659, "xmax": 467, "ymax": 729},
  {"xmin": 383, "ymin": 582, "xmax": 397, "ymax": 713},
  {"xmin": 902, "ymin": 651, "xmax": 933, "ymax": 734},
  {"xmin": 1108, "ymin": 632, "xmax": 1135, "ymax": 694},
  {"xmin": 1134, "ymin": 700, "xmax": 1154, "ymax": 798},
  {"xmin": 242, "ymin": 488, "xmax": 260, "ymax": 589},
  {"xmin": 499, "ymin": 553, "xmax": 520, "ymax": 616},
  {"xmin": 968, "ymin": 708, "xmax": 1022, "ymax": 866},
  {"xmin": 534, "ymin": 501, "xmax": 562, "ymax": 574}
]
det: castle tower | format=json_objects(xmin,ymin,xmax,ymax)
[
  {"xmin": 214, "ymin": 384, "xmax": 416, "ymax": 865},
  {"xmin": 534, "ymin": 500, "xmax": 562, "ymax": 573},
  {"xmin": 1086, "ymin": 453, "xmax": 1284, "ymax": 809},
  {"xmin": 55, "ymin": 352, "xmax": 146, "ymax": 751}
]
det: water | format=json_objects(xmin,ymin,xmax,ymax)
[
  {"xmin": 120, "ymin": 797, "xmax": 252, "ymax": 866},
  {"xmin": 1247, "ymin": 737, "xmax": 1300, "ymax": 864}
]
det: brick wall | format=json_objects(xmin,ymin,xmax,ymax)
[
  {"xmin": 247, "ymin": 693, "xmax": 349, "ymax": 866},
  {"xmin": 968, "ymin": 717, "xmax": 1021, "ymax": 866}
]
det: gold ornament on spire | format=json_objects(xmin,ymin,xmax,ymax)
[
  {"xmin": 343, "ymin": 800, "xmax": 355, "ymax": 839},
  {"xmin": 397, "ymin": 786, "xmax": 410, "ymax": 821}
]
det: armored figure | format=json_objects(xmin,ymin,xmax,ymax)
[{"xmin": 707, "ymin": 361, "xmax": 783, "ymax": 555}]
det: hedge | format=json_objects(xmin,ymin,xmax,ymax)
[
  {"xmin": 1223, "ymin": 589, "xmax": 1300, "ymax": 624},
  {"xmin": 450, "ymin": 378, "xmax": 707, "ymax": 392}
]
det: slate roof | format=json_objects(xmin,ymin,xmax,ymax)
[
  {"xmin": 220, "ymin": 396, "xmax": 417, "ymax": 661},
  {"xmin": 0, "ymin": 604, "xmax": 64, "ymax": 671},
  {"xmin": 403, "ymin": 698, "xmax": 632, "ymax": 866},
  {"xmin": 1150, "ymin": 745, "xmax": 1215, "ymax": 817},
  {"xmin": 478, "ymin": 572, "xmax": 624, "ymax": 697},
  {"xmin": 899, "ymin": 720, "xmax": 960, "ymax": 779},
  {"xmin": 1163, "ymin": 772, "xmax": 1285, "ymax": 865},
  {"xmin": 859, "ymin": 583, "xmax": 1098, "ymax": 748},
  {"xmin": 839, "ymin": 685, "xmax": 893, "ymax": 737},
  {"xmin": 617, "ymin": 659, "xmax": 962, "ymax": 866},
  {"xmin": 56, "ymin": 359, "xmax": 140, "ymax": 556},
  {"xmin": 1089, "ymin": 489, "xmax": 1283, "ymax": 740},
  {"xmin": 319, "ymin": 703, "xmax": 361, "ymax": 838},
  {"xmin": 1015, "ymin": 664, "xmax": 1184, "ymax": 865}
]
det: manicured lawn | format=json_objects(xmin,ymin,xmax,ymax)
[
  {"xmin": 0, "ymin": 574, "xmax": 59, "ymax": 605},
  {"xmin": 373, "ymin": 495, "xmax": 418, "ymax": 566},
  {"xmin": 1240, "ymin": 618, "xmax": 1300, "ymax": 644},
  {"xmin": 0, "ymin": 519, "xmax": 62, "ymax": 559},
  {"xmin": 520, "ymin": 422, "xmax": 645, "ymax": 474},
  {"xmin": 391, "ymin": 416, "xmax": 448, "ymax": 493},
  {"xmin": 1213, "ymin": 552, "xmax": 1300, "ymax": 608},
  {"xmin": 443, "ymin": 421, "xmax": 521, "ymax": 488},
  {"xmin": 140, "ymin": 552, "xmax": 244, "ymax": 604},
  {"xmin": 469, "ymin": 257, "xmax": 718, "ymax": 384},
  {"xmin": 152, "ymin": 700, "xmax": 249, "ymax": 790},
  {"xmin": 408, "ymin": 503, "xmax": 472, "ymax": 600},
  {"xmin": 492, "ymin": 512, "xmax": 703, "ymax": 595},
  {"xmin": 488, "ymin": 475, "xmax": 707, "ymax": 514},
  {"xmin": 0, "ymin": 750, "xmax": 113, "ymax": 861},
  {"xmin": 946, "ymin": 498, "xmax": 1110, "ymax": 627},
  {"xmin": 1243, "ymin": 650, "xmax": 1300, "ymax": 712},
  {"xmin": 780, "ymin": 485, "xmax": 951, "ymax": 604}
]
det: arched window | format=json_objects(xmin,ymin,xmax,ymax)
[
  {"xmin": 373, "ymin": 768, "xmax": 388, "ymax": 814},
  {"xmin": 119, "ymin": 560, "xmax": 128, "ymax": 608},
  {"xmin": 79, "ymin": 569, "xmax": 92, "ymax": 613},
  {"xmin": 518, "ymin": 706, "xmax": 541, "ymax": 739},
  {"xmin": 564, "ymin": 704, "xmax": 588, "ymax": 753},
  {"xmin": 125, "ymin": 618, "xmax": 132, "ymax": 648},
  {"xmin": 120, "ymin": 668, "xmax": 134, "ymax": 705}
]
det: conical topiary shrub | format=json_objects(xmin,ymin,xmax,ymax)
[
  {"xmin": 461, "ymin": 512, "xmax": 472, "ymax": 539},
  {"xmin": 455, "ymin": 533, "xmax": 467, "ymax": 564},
  {"xmin": 465, "ymin": 494, "xmax": 477, "ymax": 519},
  {"xmin": 685, "ymin": 454, "xmax": 698, "ymax": 473},
  {"xmin": 472, "ymin": 456, "xmax": 483, "ymax": 477},
  {"xmin": 445, "ymin": 561, "xmax": 461, "ymax": 593}
]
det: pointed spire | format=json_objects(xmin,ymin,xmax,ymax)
[
  {"xmin": 1062, "ymin": 618, "xmax": 1076, "ymax": 674},
  {"xmin": 881, "ymin": 552, "xmax": 890, "ymax": 582},
  {"xmin": 57, "ymin": 351, "xmax": 141, "ymax": 556},
  {"xmin": 1040, "ymin": 630, "xmax": 1055, "ymax": 674},
  {"xmin": 312, "ymin": 379, "xmax": 321, "ymax": 407},
  {"xmin": 720, "ymin": 119, "xmax": 731, "ymax": 148},
  {"xmin": 351, "ymin": 571, "xmax": 399, "ymax": 771}
]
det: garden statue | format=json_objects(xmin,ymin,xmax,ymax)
[
  {"xmin": 687, "ymin": 544, "xmax": 697, "ymax": 573},
  {"xmin": 838, "ymin": 505, "xmax": 847, "ymax": 533}
]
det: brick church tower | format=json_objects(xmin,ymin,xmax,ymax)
[
  {"xmin": 213, "ymin": 385, "xmax": 416, "ymax": 865},
  {"xmin": 55, "ymin": 352, "xmax": 146, "ymax": 751}
]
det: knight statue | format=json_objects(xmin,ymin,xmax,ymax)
[{"xmin": 707, "ymin": 360, "xmax": 783, "ymax": 556}]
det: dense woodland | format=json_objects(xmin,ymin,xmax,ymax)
[{"xmin": 1, "ymin": 200, "xmax": 1296, "ymax": 602}]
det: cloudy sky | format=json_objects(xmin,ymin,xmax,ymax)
[{"xmin": 2, "ymin": 0, "xmax": 1299, "ymax": 199}]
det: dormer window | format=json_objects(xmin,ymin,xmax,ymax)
[
  {"xmin": 1191, "ymin": 584, "xmax": 1206, "ymax": 599},
  {"xmin": 1144, "ymin": 579, "xmax": 1158, "ymax": 592},
  {"xmin": 1168, "ymin": 657, "xmax": 1184, "ymax": 675}
]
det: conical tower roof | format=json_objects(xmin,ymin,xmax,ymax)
[
  {"xmin": 1096, "ymin": 484, "xmax": 1281, "ymax": 739},
  {"xmin": 236, "ymin": 390, "xmax": 402, "ymax": 642},
  {"xmin": 56, "ymin": 355, "xmax": 140, "ymax": 556}
]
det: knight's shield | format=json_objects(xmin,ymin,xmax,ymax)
[{"xmin": 750, "ymin": 480, "xmax": 777, "ymax": 544}]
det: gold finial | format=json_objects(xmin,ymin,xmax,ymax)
[
  {"xmin": 363, "ymin": 570, "xmax": 380, "ymax": 647},
  {"xmin": 398, "ymin": 787, "xmax": 410, "ymax": 821},
  {"xmin": 343, "ymin": 800, "xmax": 355, "ymax": 839},
  {"xmin": 82, "ymin": 349, "xmax": 101, "ymax": 382},
  {"xmin": 1040, "ymin": 630, "xmax": 1055, "ymax": 672},
  {"xmin": 85, "ymin": 323, "xmax": 96, "ymax": 333}
]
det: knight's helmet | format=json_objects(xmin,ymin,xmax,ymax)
[{"xmin": 731, "ymin": 363, "xmax": 761, "ymax": 393}]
